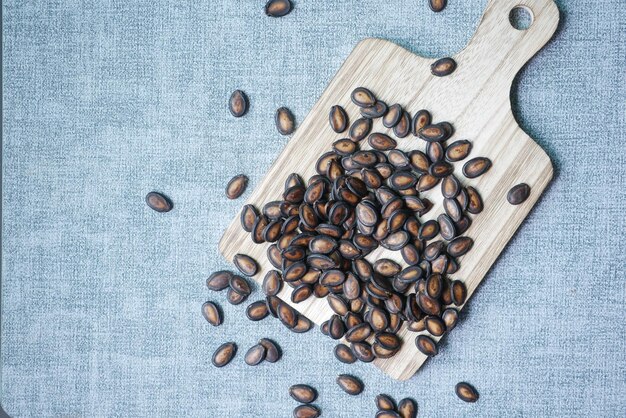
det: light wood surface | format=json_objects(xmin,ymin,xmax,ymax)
[{"xmin": 219, "ymin": 0, "xmax": 559, "ymax": 381}]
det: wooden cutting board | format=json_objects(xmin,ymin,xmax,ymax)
[{"xmin": 219, "ymin": 0, "xmax": 559, "ymax": 380}]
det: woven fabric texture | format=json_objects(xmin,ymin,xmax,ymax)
[{"xmin": 2, "ymin": 0, "xmax": 625, "ymax": 417}]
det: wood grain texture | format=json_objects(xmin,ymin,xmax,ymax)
[{"xmin": 219, "ymin": 0, "xmax": 559, "ymax": 380}]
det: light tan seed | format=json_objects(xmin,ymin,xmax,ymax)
[
  {"xmin": 145, "ymin": 192, "xmax": 173, "ymax": 212},
  {"xmin": 425, "ymin": 315, "xmax": 446, "ymax": 336},
  {"xmin": 228, "ymin": 90, "xmax": 248, "ymax": 117},
  {"xmin": 201, "ymin": 301, "xmax": 222, "ymax": 326},
  {"xmin": 376, "ymin": 394, "xmax": 396, "ymax": 411},
  {"xmin": 336, "ymin": 374, "xmax": 364, "ymax": 395},
  {"xmin": 226, "ymin": 175, "xmax": 248, "ymax": 199},
  {"xmin": 442, "ymin": 308, "xmax": 459, "ymax": 331}
]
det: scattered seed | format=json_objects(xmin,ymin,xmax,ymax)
[
  {"xmin": 334, "ymin": 343, "xmax": 357, "ymax": 364},
  {"xmin": 376, "ymin": 394, "xmax": 396, "ymax": 411},
  {"xmin": 445, "ymin": 140, "xmax": 472, "ymax": 162},
  {"xmin": 229, "ymin": 90, "xmax": 249, "ymax": 117},
  {"xmin": 229, "ymin": 275, "xmax": 252, "ymax": 295},
  {"xmin": 442, "ymin": 308, "xmax": 459, "ymax": 331},
  {"xmin": 265, "ymin": 0, "xmax": 293, "ymax": 17},
  {"xmin": 226, "ymin": 175, "xmax": 248, "ymax": 199},
  {"xmin": 383, "ymin": 104, "xmax": 403, "ymax": 128},
  {"xmin": 244, "ymin": 343, "xmax": 267, "ymax": 366},
  {"xmin": 293, "ymin": 404, "xmax": 321, "ymax": 418},
  {"xmin": 259, "ymin": 338, "xmax": 282, "ymax": 363},
  {"xmin": 145, "ymin": 192, "xmax": 173, "ymax": 212},
  {"xmin": 507, "ymin": 183, "xmax": 530, "ymax": 205},
  {"xmin": 246, "ymin": 300, "xmax": 270, "ymax": 321},
  {"xmin": 415, "ymin": 334, "xmax": 438, "ymax": 356},
  {"xmin": 431, "ymin": 57, "xmax": 457, "ymax": 77},
  {"xmin": 455, "ymin": 382, "xmax": 479, "ymax": 403},
  {"xmin": 361, "ymin": 101, "xmax": 388, "ymax": 119},
  {"xmin": 351, "ymin": 87, "xmax": 377, "ymax": 107},
  {"xmin": 336, "ymin": 374, "xmax": 364, "ymax": 395},
  {"xmin": 207, "ymin": 270, "xmax": 233, "ymax": 291},
  {"xmin": 329, "ymin": 105, "xmax": 349, "ymax": 133},
  {"xmin": 369, "ymin": 133, "xmax": 397, "ymax": 151},
  {"xmin": 212, "ymin": 342, "xmax": 237, "ymax": 367},
  {"xmin": 349, "ymin": 118, "xmax": 373, "ymax": 142},
  {"xmin": 233, "ymin": 253, "xmax": 258, "ymax": 276},
  {"xmin": 394, "ymin": 111, "xmax": 411, "ymax": 138},
  {"xmin": 462, "ymin": 157, "xmax": 492, "ymax": 178},
  {"xmin": 450, "ymin": 280, "xmax": 468, "ymax": 305},
  {"xmin": 289, "ymin": 384, "xmax": 318, "ymax": 403},
  {"xmin": 202, "ymin": 301, "xmax": 222, "ymax": 326},
  {"xmin": 397, "ymin": 398, "xmax": 418, "ymax": 418},
  {"xmin": 276, "ymin": 107, "xmax": 296, "ymax": 135}
]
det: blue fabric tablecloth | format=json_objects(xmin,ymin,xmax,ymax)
[{"xmin": 2, "ymin": 0, "xmax": 625, "ymax": 416}]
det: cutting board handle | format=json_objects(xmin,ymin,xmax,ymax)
[{"xmin": 456, "ymin": 0, "xmax": 560, "ymax": 84}]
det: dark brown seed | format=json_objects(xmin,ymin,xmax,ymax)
[
  {"xmin": 415, "ymin": 335, "xmax": 438, "ymax": 356},
  {"xmin": 252, "ymin": 215, "xmax": 270, "ymax": 244},
  {"xmin": 411, "ymin": 109, "xmax": 431, "ymax": 136},
  {"xmin": 344, "ymin": 273, "xmax": 361, "ymax": 300},
  {"xmin": 145, "ymin": 192, "xmax": 173, "ymax": 212},
  {"xmin": 408, "ymin": 318, "xmax": 426, "ymax": 332},
  {"xmin": 212, "ymin": 342, "xmax": 237, "ymax": 367},
  {"xmin": 397, "ymin": 398, "xmax": 418, "ymax": 418},
  {"xmin": 327, "ymin": 294, "xmax": 349, "ymax": 317},
  {"xmin": 292, "ymin": 315, "xmax": 313, "ymax": 333},
  {"xmin": 450, "ymin": 280, "xmax": 468, "ymax": 305},
  {"xmin": 289, "ymin": 384, "xmax": 317, "ymax": 403},
  {"xmin": 267, "ymin": 244, "xmax": 283, "ymax": 269},
  {"xmin": 394, "ymin": 110, "xmax": 411, "ymax": 138},
  {"xmin": 372, "ymin": 342, "xmax": 398, "ymax": 359},
  {"xmin": 429, "ymin": 161, "xmax": 454, "ymax": 178},
  {"xmin": 374, "ymin": 259, "xmax": 402, "ymax": 277},
  {"xmin": 332, "ymin": 138, "xmax": 357, "ymax": 155},
  {"xmin": 426, "ymin": 141, "xmax": 445, "ymax": 163},
  {"xmin": 455, "ymin": 382, "xmax": 479, "ymax": 403},
  {"xmin": 284, "ymin": 261, "xmax": 307, "ymax": 282},
  {"xmin": 226, "ymin": 287, "xmax": 247, "ymax": 305},
  {"xmin": 345, "ymin": 323, "xmax": 372, "ymax": 343},
  {"xmin": 293, "ymin": 405, "xmax": 320, "ymax": 418},
  {"xmin": 376, "ymin": 394, "xmax": 396, "ymax": 411},
  {"xmin": 442, "ymin": 308, "xmax": 459, "ymax": 331},
  {"xmin": 336, "ymin": 374, "xmax": 364, "ymax": 395},
  {"xmin": 387, "ymin": 150, "xmax": 410, "ymax": 169},
  {"xmin": 309, "ymin": 235, "xmax": 338, "ymax": 254},
  {"xmin": 466, "ymin": 186, "xmax": 484, "ymax": 214},
  {"xmin": 376, "ymin": 332, "xmax": 401, "ymax": 350},
  {"xmin": 387, "ymin": 210, "xmax": 408, "ymax": 232},
  {"xmin": 276, "ymin": 107, "xmax": 296, "ymax": 135},
  {"xmin": 429, "ymin": 0, "xmax": 447, "ymax": 12},
  {"xmin": 329, "ymin": 314, "xmax": 346, "ymax": 340},
  {"xmin": 426, "ymin": 273, "xmax": 443, "ymax": 298},
  {"xmin": 381, "ymin": 230, "xmax": 410, "ymax": 250},
  {"xmin": 329, "ymin": 105, "xmax": 349, "ymax": 133},
  {"xmin": 369, "ymin": 133, "xmax": 397, "ymax": 151},
  {"xmin": 263, "ymin": 200, "xmax": 282, "ymax": 219},
  {"xmin": 431, "ymin": 57, "xmax": 457, "ymax": 76},
  {"xmin": 285, "ymin": 172, "xmax": 304, "ymax": 189},
  {"xmin": 240, "ymin": 205, "xmax": 259, "ymax": 232},
  {"xmin": 277, "ymin": 302, "xmax": 298, "ymax": 328},
  {"xmin": 370, "ymin": 307, "xmax": 389, "ymax": 332},
  {"xmin": 225, "ymin": 175, "xmax": 248, "ymax": 199},
  {"xmin": 244, "ymin": 343, "xmax": 266, "ymax": 366},
  {"xmin": 349, "ymin": 117, "xmax": 373, "ymax": 142},
  {"xmin": 507, "ymin": 183, "xmax": 531, "ymax": 205},
  {"xmin": 446, "ymin": 140, "xmax": 472, "ymax": 162},
  {"xmin": 351, "ymin": 87, "xmax": 376, "ymax": 107},
  {"xmin": 283, "ymin": 245, "xmax": 306, "ymax": 261},
  {"xmin": 425, "ymin": 315, "xmax": 446, "ymax": 336},
  {"xmin": 424, "ymin": 240, "xmax": 445, "ymax": 261},
  {"xmin": 263, "ymin": 220, "xmax": 283, "ymax": 242},
  {"xmin": 438, "ymin": 214, "xmax": 457, "ymax": 241},
  {"xmin": 320, "ymin": 270, "xmax": 346, "ymax": 287},
  {"xmin": 202, "ymin": 301, "xmax": 222, "ymax": 326},
  {"xmin": 447, "ymin": 236, "xmax": 474, "ymax": 257},
  {"xmin": 417, "ymin": 174, "xmax": 439, "ymax": 192},
  {"xmin": 229, "ymin": 275, "xmax": 251, "ymax": 296},
  {"xmin": 383, "ymin": 104, "xmax": 403, "ymax": 128},
  {"xmin": 265, "ymin": 0, "xmax": 293, "ymax": 17},
  {"xmin": 417, "ymin": 292, "xmax": 441, "ymax": 316},
  {"xmin": 444, "ymin": 197, "xmax": 463, "ymax": 222},
  {"xmin": 431, "ymin": 254, "xmax": 449, "ymax": 274},
  {"xmin": 207, "ymin": 270, "xmax": 233, "ymax": 291},
  {"xmin": 316, "ymin": 151, "xmax": 340, "ymax": 175},
  {"xmin": 418, "ymin": 220, "xmax": 439, "ymax": 240},
  {"xmin": 339, "ymin": 239, "xmax": 361, "ymax": 260},
  {"xmin": 356, "ymin": 201, "xmax": 379, "ymax": 227},
  {"xmin": 463, "ymin": 157, "xmax": 492, "ymax": 178},
  {"xmin": 441, "ymin": 176, "xmax": 461, "ymax": 199},
  {"xmin": 390, "ymin": 172, "xmax": 418, "ymax": 190},
  {"xmin": 307, "ymin": 254, "xmax": 337, "ymax": 270},
  {"xmin": 233, "ymin": 254, "xmax": 258, "ymax": 276},
  {"xmin": 291, "ymin": 284, "xmax": 313, "ymax": 303},
  {"xmin": 351, "ymin": 150, "xmax": 378, "ymax": 166},
  {"xmin": 301, "ymin": 269, "xmax": 321, "ymax": 285},
  {"xmin": 361, "ymin": 101, "xmax": 388, "ymax": 118},
  {"xmin": 334, "ymin": 343, "xmax": 357, "ymax": 364},
  {"xmin": 245, "ymin": 300, "xmax": 269, "ymax": 321},
  {"xmin": 258, "ymin": 338, "xmax": 281, "ymax": 363},
  {"xmin": 419, "ymin": 124, "xmax": 446, "ymax": 142},
  {"xmin": 409, "ymin": 150, "xmax": 430, "ymax": 173},
  {"xmin": 228, "ymin": 90, "xmax": 248, "ymax": 117},
  {"xmin": 401, "ymin": 244, "xmax": 421, "ymax": 265},
  {"xmin": 376, "ymin": 411, "xmax": 400, "ymax": 418}
]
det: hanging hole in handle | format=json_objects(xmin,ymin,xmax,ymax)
[{"xmin": 509, "ymin": 6, "xmax": 534, "ymax": 30}]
